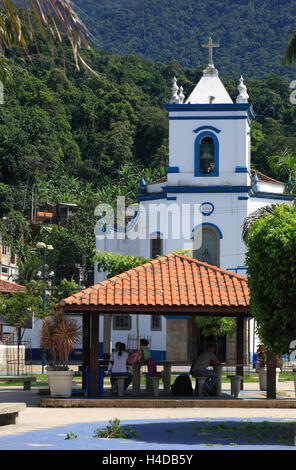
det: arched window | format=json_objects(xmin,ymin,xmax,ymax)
[
  {"xmin": 194, "ymin": 131, "xmax": 219, "ymax": 177},
  {"xmin": 199, "ymin": 136, "xmax": 215, "ymax": 174},
  {"xmin": 150, "ymin": 233, "xmax": 163, "ymax": 259},
  {"xmin": 192, "ymin": 224, "xmax": 221, "ymax": 267}
]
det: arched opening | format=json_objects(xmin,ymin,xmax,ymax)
[
  {"xmin": 199, "ymin": 136, "xmax": 215, "ymax": 174},
  {"xmin": 150, "ymin": 233, "xmax": 163, "ymax": 259},
  {"xmin": 193, "ymin": 225, "xmax": 220, "ymax": 267}
]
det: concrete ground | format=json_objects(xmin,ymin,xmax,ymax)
[{"xmin": 0, "ymin": 366, "xmax": 295, "ymax": 451}]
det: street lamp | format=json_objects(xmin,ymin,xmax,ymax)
[{"xmin": 36, "ymin": 241, "xmax": 54, "ymax": 373}]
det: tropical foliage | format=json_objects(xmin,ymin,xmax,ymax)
[
  {"xmin": 245, "ymin": 204, "xmax": 296, "ymax": 355},
  {"xmin": 0, "ymin": 1, "xmax": 92, "ymax": 73},
  {"xmin": 74, "ymin": 0, "xmax": 296, "ymax": 80},
  {"xmin": 40, "ymin": 311, "xmax": 81, "ymax": 369}
]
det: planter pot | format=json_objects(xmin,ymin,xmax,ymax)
[
  {"xmin": 47, "ymin": 369, "xmax": 74, "ymax": 398},
  {"xmin": 257, "ymin": 367, "xmax": 281, "ymax": 391},
  {"xmin": 228, "ymin": 375, "xmax": 242, "ymax": 398}
]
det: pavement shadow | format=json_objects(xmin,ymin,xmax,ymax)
[
  {"xmin": 110, "ymin": 419, "xmax": 296, "ymax": 447},
  {"xmin": 0, "ymin": 389, "xmax": 41, "ymax": 407}
]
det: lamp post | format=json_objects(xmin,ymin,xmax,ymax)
[{"xmin": 36, "ymin": 241, "xmax": 54, "ymax": 373}]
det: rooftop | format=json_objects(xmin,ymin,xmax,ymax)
[{"xmin": 58, "ymin": 253, "xmax": 250, "ymax": 315}]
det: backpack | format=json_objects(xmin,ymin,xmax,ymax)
[
  {"xmin": 127, "ymin": 350, "xmax": 143, "ymax": 365},
  {"xmin": 171, "ymin": 374, "xmax": 193, "ymax": 396}
]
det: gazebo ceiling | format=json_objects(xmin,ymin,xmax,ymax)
[{"xmin": 58, "ymin": 253, "xmax": 251, "ymax": 317}]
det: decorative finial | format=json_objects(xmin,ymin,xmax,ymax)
[
  {"xmin": 139, "ymin": 178, "xmax": 147, "ymax": 194},
  {"xmin": 97, "ymin": 216, "xmax": 106, "ymax": 233},
  {"xmin": 252, "ymin": 172, "xmax": 260, "ymax": 193},
  {"xmin": 178, "ymin": 86, "xmax": 185, "ymax": 104},
  {"xmin": 208, "ymin": 95, "xmax": 215, "ymax": 104},
  {"xmin": 170, "ymin": 76, "xmax": 180, "ymax": 104},
  {"xmin": 236, "ymin": 76, "xmax": 249, "ymax": 103}
]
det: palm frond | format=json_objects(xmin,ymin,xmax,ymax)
[
  {"xmin": 0, "ymin": 1, "xmax": 96, "ymax": 72},
  {"xmin": 242, "ymin": 204, "xmax": 278, "ymax": 244}
]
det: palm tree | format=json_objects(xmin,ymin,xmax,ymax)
[
  {"xmin": 242, "ymin": 204, "xmax": 278, "ymax": 244},
  {"xmin": 0, "ymin": 1, "xmax": 94, "ymax": 76}
]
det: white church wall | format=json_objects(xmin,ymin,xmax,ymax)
[{"xmin": 167, "ymin": 111, "xmax": 251, "ymax": 188}]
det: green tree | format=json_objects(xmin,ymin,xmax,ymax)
[
  {"xmin": 0, "ymin": 280, "xmax": 51, "ymax": 342},
  {"xmin": 245, "ymin": 204, "xmax": 296, "ymax": 355},
  {"xmin": 195, "ymin": 317, "xmax": 235, "ymax": 356}
]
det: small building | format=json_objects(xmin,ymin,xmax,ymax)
[{"xmin": 0, "ymin": 233, "xmax": 18, "ymax": 282}]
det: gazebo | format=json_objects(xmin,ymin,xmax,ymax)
[{"xmin": 56, "ymin": 253, "xmax": 278, "ymax": 399}]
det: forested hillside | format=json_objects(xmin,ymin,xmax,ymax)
[
  {"xmin": 73, "ymin": 0, "xmax": 296, "ymax": 80},
  {"xmin": 1, "ymin": 30, "xmax": 296, "ymax": 288}
]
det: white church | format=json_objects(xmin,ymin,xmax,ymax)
[
  {"xmin": 94, "ymin": 39, "xmax": 294, "ymax": 363},
  {"xmin": 17, "ymin": 39, "xmax": 294, "ymax": 364}
]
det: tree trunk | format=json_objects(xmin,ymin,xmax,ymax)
[{"xmin": 266, "ymin": 350, "xmax": 277, "ymax": 399}]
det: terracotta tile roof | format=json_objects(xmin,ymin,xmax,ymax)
[
  {"xmin": 59, "ymin": 253, "xmax": 250, "ymax": 315},
  {"xmin": 250, "ymin": 169, "xmax": 283, "ymax": 185},
  {"xmin": 0, "ymin": 280, "xmax": 25, "ymax": 294},
  {"xmin": 148, "ymin": 176, "xmax": 167, "ymax": 185}
]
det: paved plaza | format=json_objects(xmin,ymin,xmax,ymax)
[{"xmin": 0, "ymin": 376, "xmax": 295, "ymax": 451}]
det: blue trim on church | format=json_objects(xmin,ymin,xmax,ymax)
[
  {"xmin": 164, "ymin": 103, "xmax": 255, "ymax": 116},
  {"xmin": 250, "ymin": 192, "xmax": 294, "ymax": 201},
  {"xmin": 235, "ymin": 166, "xmax": 248, "ymax": 173},
  {"xmin": 167, "ymin": 166, "xmax": 179, "ymax": 173},
  {"xmin": 194, "ymin": 130, "xmax": 219, "ymax": 177},
  {"xmin": 191, "ymin": 222, "xmax": 223, "ymax": 239},
  {"xmin": 169, "ymin": 115, "xmax": 248, "ymax": 121},
  {"xmin": 193, "ymin": 126, "xmax": 221, "ymax": 134},
  {"xmin": 136, "ymin": 193, "xmax": 166, "ymax": 201},
  {"xmin": 164, "ymin": 186, "xmax": 251, "ymax": 194}
]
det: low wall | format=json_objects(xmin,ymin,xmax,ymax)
[{"xmin": 0, "ymin": 345, "xmax": 25, "ymax": 374}]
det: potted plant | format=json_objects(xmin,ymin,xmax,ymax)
[
  {"xmin": 40, "ymin": 312, "xmax": 81, "ymax": 397},
  {"xmin": 256, "ymin": 344, "xmax": 267, "ymax": 390},
  {"xmin": 256, "ymin": 344, "xmax": 281, "ymax": 391}
]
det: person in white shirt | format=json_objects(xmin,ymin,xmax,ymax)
[
  {"xmin": 190, "ymin": 344, "xmax": 221, "ymax": 396},
  {"xmin": 108, "ymin": 342, "xmax": 132, "ymax": 394}
]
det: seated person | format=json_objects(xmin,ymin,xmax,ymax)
[
  {"xmin": 190, "ymin": 345, "xmax": 221, "ymax": 396},
  {"xmin": 108, "ymin": 342, "xmax": 132, "ymax": 394},
  {"xmin": 140, "ymin": 338, "xmax": 161, "ymax": 376}
]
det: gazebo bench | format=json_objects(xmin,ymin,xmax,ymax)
[
  {"xmin": 111, "ymin": 374, "xmax": 130, "ymax": 396},
  {"xmin": 0, "ymin": 376, "xmax": 36, "ymax": 390},
  {"xmin": 193, "ymin": 376, "xmax": 208, "ymax": 397},
  {"xmin": 144, "ymin": 373, "xmax": 161, "ymax": 396}
]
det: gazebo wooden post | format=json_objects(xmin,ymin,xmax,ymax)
[
  {"xmin": 82, "ymin": 312, "xmax": 90, "ymax": 391},
  {"xmin": 89, "ymin": 311, "xmax": 100, "ymax": 397},
  {"xmin": 266, "ymin": 350, "xmax": 277, "ymax": 399},
  {"xmin": 236, "ymin": 316, "xmax": 244, "ymax": 390}
]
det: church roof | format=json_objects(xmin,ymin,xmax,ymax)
[
  {"xmin": 185, "ymin": 70, "xmax": 233, "ymax": 105},
  {"xmin": 57, "ymin": 253, "xmax": 250, "ymax": 315},
  {"xmin": 250, "ymin": 169, "xmax": 284, "ymax": 185}
]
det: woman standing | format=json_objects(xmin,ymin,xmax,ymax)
[{"xmin": 108, "ymin": 342, "xmax": 132, "ymax": 394}]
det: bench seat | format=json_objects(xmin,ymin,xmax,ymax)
[{"xmin": 0, "ymin": 376, "xmax": 36, "ymax": 390}]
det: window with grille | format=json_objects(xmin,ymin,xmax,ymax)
[
  {"xmin": 151, "ymin": 315, "xmax": 162, "ymax": 331},
  {"xmin": 113, "ymin": 315, "xmax": 132, "ymax": 330}
]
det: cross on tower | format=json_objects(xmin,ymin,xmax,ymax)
[{"xmin": 202, "ymin": 37, "xmax": 219, "ymax": 66}]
